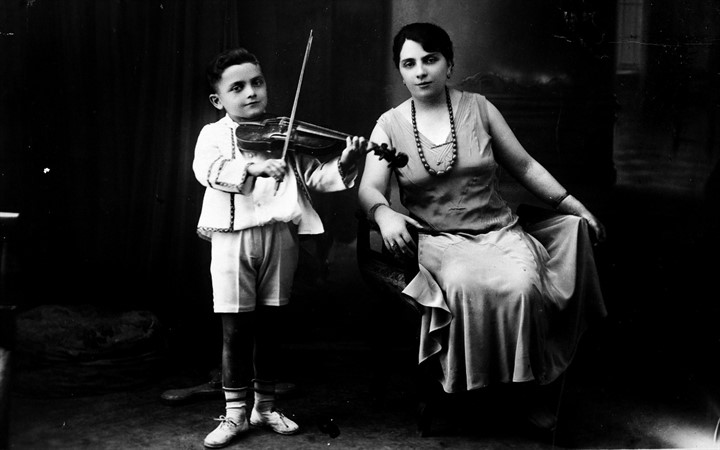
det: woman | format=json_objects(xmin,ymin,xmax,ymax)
[{"xmin": 358, "ymin": 22, "xmax": 607, "ymax": 428}]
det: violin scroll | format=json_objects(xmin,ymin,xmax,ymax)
[{"xmin": 368, "ymin": 143, "xmax": 408, "ymax": 169}]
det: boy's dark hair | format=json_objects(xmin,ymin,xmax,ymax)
[
  {"xmin": 392, "ymin": 22, "xmax": 454, "ymax": 68},
  {"xmin": 206, "ymin": 48, "xmax": 260, "ymax": 93}
]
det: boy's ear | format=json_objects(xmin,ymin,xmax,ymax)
[{"xmin": 208, "ymin": 94, "xmax": 224, "ymax": 111}]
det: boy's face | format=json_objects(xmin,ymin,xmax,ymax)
[{"xmin": 209, "ymin": 62, "xmax": 268, "ymax": 121}]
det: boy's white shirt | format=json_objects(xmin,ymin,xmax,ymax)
[{"xmin": 193, "ymin": 114, "xmax": 356, "ymax": 240}]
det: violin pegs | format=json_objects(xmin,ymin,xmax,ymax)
[
  {"xmin": 368, "ymin": 142, "xmax": 407, "ymax": 168},
  {"xmin": 389, "ymin": 152, "xmax": 409, "ymax": 168}
]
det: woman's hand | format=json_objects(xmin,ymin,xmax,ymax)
[
  {"xmin": 582, "ymin": 213, "xmax": 607, "ymax": 245},
  {"xmin": 375, "ymin": 205, "xmax": 423, "ymax": 258},
  {"xmin": 247, "ymin": 159, "xmax": 286, "ymax": 182},
  {"xmin": 557, "ymin": 195, "xmax": 607, "ymax": 245}
]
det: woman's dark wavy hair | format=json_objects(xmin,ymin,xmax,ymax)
[
  {"xmin": 206, "ymin": 47, "xmax": 260, "ymax": 93},
  {"xmin": 392, "ymin": 22, "xmax": 454, "ymax": 69}
]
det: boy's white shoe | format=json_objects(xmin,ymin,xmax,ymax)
[
  {"xmin": 203, "ymin": 415, "xmax": 249, "ymax": 448},
  {"xmin": 250, "ymin": 408, "xmax": 299, "ymax": 435}
]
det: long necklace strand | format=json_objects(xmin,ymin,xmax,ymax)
[{"xmin": 411, "ymin": 86, "xmax": 458, "ymax": 176}]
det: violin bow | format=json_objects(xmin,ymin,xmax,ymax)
[{"xmin": 275, "ymin": 29, "xmax": 314, "ymax": 194}]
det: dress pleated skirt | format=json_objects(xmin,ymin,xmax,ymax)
[{"xmin": 403, "ymin": 213, "xmax": 606, "ymax": 393}]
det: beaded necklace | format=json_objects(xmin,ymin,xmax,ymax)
[{"xmin": 411, "ymin": 86, "xmax": 458, "ymax": 176}]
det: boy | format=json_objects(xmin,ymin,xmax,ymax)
[{"xmin": 193, "ymin": 47, "xmax": 365, "ymax": 448}]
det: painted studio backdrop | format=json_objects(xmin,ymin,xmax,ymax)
[{"xmin": 1, "ymin": 0, "xmax": 719, "ymax": 408}]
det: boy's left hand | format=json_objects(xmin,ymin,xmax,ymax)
[{"xmin": 340, "ymin": 136, "xmax": 367, "ymax": 169}]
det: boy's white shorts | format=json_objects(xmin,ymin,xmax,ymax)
[{"xmin": 209, "ymin": 222, "xmax": 298, "ymax": 313}]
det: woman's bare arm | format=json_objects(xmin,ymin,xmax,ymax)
[{"xmin": 488, "ymin": 100, "xmax": 607, "ymax": 242}]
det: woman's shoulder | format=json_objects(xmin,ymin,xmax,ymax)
[
  {"xmin": 454, "ymin": 89, "xmax": 492, "ymax": 127},
  {"xmin": 455, "ymin": 89, "xmax": 486, "ymax": 107},
  {"xmin": 377, "ymin": 99, "xmax": 410, "ymax": 125},
  {"xmin": 380, "ymin": 99, "xmax": 411, "ymax": 116}
]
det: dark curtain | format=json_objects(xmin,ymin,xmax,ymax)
[{"xmin": 0, "ymin": 0, "xmax": 388, "ymax": 327}]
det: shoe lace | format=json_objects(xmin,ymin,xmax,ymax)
[
  {"xmin": 270, "ymin": 408, "xmax": 293, "ymax": 427},
  {"xmin": 213, "ymin": 415, "xmax": 238, "ymax": 427}
]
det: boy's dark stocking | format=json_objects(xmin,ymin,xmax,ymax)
[
  {"xmin": 253, "ymin": 305, "xmax": 285, "ymax": 381},
  {"xmin": 252, "ymin": 305, "xmax": 283, "ymax": 411},
  {"xmin": 204, "ymin": 313, "xmax": 254, "ymax": 448},
  {"xmin": 220, "ymin": 313, "xmax": 254, "ymax": 421},
  {"xmin": 248, "ymin": 305, "xmax": 300, "ymax": 435}
]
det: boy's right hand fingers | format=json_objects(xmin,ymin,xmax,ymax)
[
  {"xmin": 269, "ymin": 166, "xmax": 284, "ymax": 181},
  {"xmin": 266, "ymin": 159, "xmax": 286, "ymax": 180}
]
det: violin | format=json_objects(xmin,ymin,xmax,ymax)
[
  {"xmin": 235, "ymin": 116, "xmax": 408, "ymax": 168},
  {"xmin": 258, "ymin": 30, "xmax": 407, "ymax": 194}
]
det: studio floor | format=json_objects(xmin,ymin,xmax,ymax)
[{"xmin": 7, "ymin": 77, "xmax": 720, "ymax": 449}]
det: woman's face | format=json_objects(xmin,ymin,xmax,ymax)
[{"xmin": 398, "ymin": 39, "xmax": 451, "ymax": 101}]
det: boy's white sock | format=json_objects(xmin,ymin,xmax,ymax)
[
  {"xmin": 252, "ymin": 379, "xmax": 275, "ymax": 413},
  {"xmin": 223, "ymin": 386, "xmax": 248, "ymax": 422}
]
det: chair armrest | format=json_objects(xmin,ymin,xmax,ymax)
[
  {"xmin": 355, "ymin": 209, "xmax": 422, "ymax": 315},
  {"xmin": 355, "ymin": 209, "xmax": 397, "ymax": 267},
  {"xmin": 516, "ymin": 203, "xmax": 565, "ymax": 227}
]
